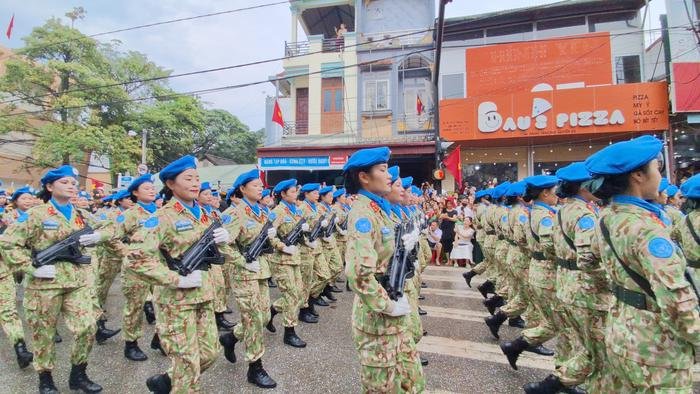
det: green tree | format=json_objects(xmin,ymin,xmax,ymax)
[{"xmin": 196, "ymin": 109, "xmax": 262, "ymax": 164}]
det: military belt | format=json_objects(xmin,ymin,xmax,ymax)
[
  {"xmin": 485, "ymin": 230, "xmax": 495, "ymax": 235},
  {"xmin": 556, "ymin": 259, "xmax": 580, "ymax": 271},
  {"xmin": 612, "ymin": 284, "xmax": 651, "ymax": 311},
  {"xmin": 531, "ymin": 252, "xmax": 546, "ymax": 261},
  {"xmin": 687, "ymin": 259, "xmax": 700, "ymax": 269},
  {"xmin": 497, "ymin": 235, "xmax": 505, "ymax": 240},
  {"xmin": 506, "ymin": 240, "xmax": 517, "ymax": 246}
]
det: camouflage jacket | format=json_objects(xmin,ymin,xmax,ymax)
[
  {"xmin": 677, "ymin": 210, "xmax": 699, "ymax": 268},
  {"xmin": 269, "ymin": 201, "xmax": 303, "ymax": 266},
  {"xmin": 299, "ymin": 200, "xmax": 325, "ymax": 255},
  {"xmin": 0, "ymin": 202, "xmax": 92, "ymax": 289},
  {"xmin": 594, "ymin": 200, "xmax": 700, "ymax": 368},
  {"xmin": 527, "ymin": 202, "xmax": 557, "ymax": 290},
  {"xmin": 222, "ymin": 199, "xmax": 273, "ymax": 280},
  {"xmin": 665, "ymin": 205, "xmax": 685, "ymax": 242},
  {"xmin": 333, "ymin": 203, "xmax": 350, "ymax": 242},
  {"xmin": 346, "ymin": 193, "xmax": 407, "ymax": 335},
  {"xmin": 319, "ymin": 202, "xmax": 338, "ymax": 249}
]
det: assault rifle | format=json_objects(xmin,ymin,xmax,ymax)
[
  {"xmin": 380, "ymin": 221, "xmax": 416, "ymax": 301},
  {"xmin": 282, "ymin": 218, "xmax": 306, "ymax": 246},
  {"xmin": 307, "ymin": 214, "xmax": 327, "ymax": 243},
  {"xmin": 339, "ymin": 215, "xmax": 349, "ymax": 232},
  {"xmin": 242, "ymin": 220, "xmax": 273, "ymax": 263},
  {"xmin": 32, "ymin": 226, "xmax": 94, "ymax": 268},
  {"xmin": 323, "ymin": 212, "xmax": 337, "ymax": 238},
  {"xmin": 160, "ymin": 219, "xmax": 224, "ymax": 276}
]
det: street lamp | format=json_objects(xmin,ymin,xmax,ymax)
[{"xmin": 127, "ymin": 129, "xmax": 148, "ymax": 165}]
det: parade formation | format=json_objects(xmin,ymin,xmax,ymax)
[{"xmin": 0, "ymin": 135, "xmax": 695, "ymax": 393}]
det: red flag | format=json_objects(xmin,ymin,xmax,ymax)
[
  {"xmin": 272, "ymin": 100, "xmax": 284, "ymax": 127},
  {"xmin": 6, "ymin": 14, "xmax": 14, "ymax": 39},
  {"xmin": 259, "ymin": 169, "xmax": 268, "ymax": 188},
  {"xmin": 416, "ymin": 94, "xmax": 424, "ymax": 116},
  {"xmin": 442, "ymin": 146, "xmax": 462, "ymax": 189}
]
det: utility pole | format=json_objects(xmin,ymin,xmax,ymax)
[{"xmin": 432, "ymin": 0, "xmax": 451, "ymax": 190}]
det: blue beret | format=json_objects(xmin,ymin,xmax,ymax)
[
  {"xmin": 300, "ymin": 183, "xmax": 320, "ymax": 193},
  {"xmin": 0, "ymin": 189, "xmax": 5, "ymax": 197},
  {"xmin": 128, "ymin": 173, "xmax": 156, "ymax": 193},
  {"xmin": 482, "ymin": 188, "xmax": 495, "ymax": 198},
  {"xmin": 155, "ymin": 193, "xmax": 164, "ymax": 201},
  {"xmin": 665, "ymin": 185, "xmax": 679, "ymax": 198},
  {"xmin": 11, "ymin": 186, "xmax": 36, "ymax": 201},
  {"xmin": 200, "ymin": 182, "xmax": 212, "ymax": 192},
  {"xmin": 555, "ymin": 162, "xmax": 592, "ymax": 183},
  {"xmin": 225, "ymin": 187, "xmax": 235, "ymax": 202},
  {"xmin": 333, "ymin": 188, "xmax": 346, "ymax": 199},
  {"xmin": 491, "ymin": 181, "xmax": 512, "ymax": 199},
  {"xmin": 585, "ymin": 135, "xmax": 663, "ymax": 176},
  {"xmin": 524, "ymin": 175, "xmax": 559, "ymax": 189},
  {"xmin": 388, "ymin": 166, "xmax": 400, "ymax": 183},
  {"xmin": 262, "ymin": 189, "xmax": 271, "ymax": 198},
  {"xmin": 274, "ymin": 179, "xmax": 298, "ymax": 194},
  {"xmin": 159, "ymin": 155, "xmax": 197, "ymax": 183},
  {"xmin": 319, "ymin": 186, "xmax": 335, "ymax": 196},
  {"xmin": 410, "ymin": 185, "xmax": 422, "ymax": 196},
  {"xmin": 505, "ymin": 181, "xmax": 526, "ymax": 197},
  {"xmin": 232, "ymin": 169, "xmax": 261, "ymax": 191},
  {"xmin": 114, "ymin": 190, "xmax": 131, "ymax": 201},
  {"xmin": 101, "ymin": 193, "xmax": 115, "ymax": 203},
  {"xmin": 77, "ymin": 190, "xmax": 91, "ymax": 200},
  {"xmin": 41, "ymin": 164, "xmax": 79, "ymax": 186},
  {"xmin": 401, "ymin": 176, "xmax": 414, "ymax": 189},
  {"xmin": 211, "ymin": 189, "xmax": 220, "ymax": 197},
  {"xmin": 681, "ymin": 174, "xmax": 700, "ymax": 199},
  {"xmin": 658, "ymin": 178, "xmax": 670, "ymax": 193},
  {"xmin": 342, "ymin": 146, "xmax": 390, "ymax": 173},
  {"xmin": 474, "ymin": 190, "xmax": 485, "ymax": 199}
]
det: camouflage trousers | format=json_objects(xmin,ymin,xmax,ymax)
[
  {"xmin": 500, "ymin": 246, "xmax": 530, "ymax": 318},
  {"xmin": 607, "ymin": 351, "xmax": 693, "ymax": 393},
  {"xmin": 0, "ymin": 273, "xmax": 24, "ymax": 343},
  {"xmin": 521, "ymin": 285, "xmax": 557, "ymax": 345},
  {"xmin": 121, "ymin": 271, "xmax": 151, "ymax": 342},
  {"xmin": 299, "ymin": 246, "xmax": 316, "ymax": 308},
  {"xmin": 271, "ymin": 263, "xmax": 303, "ymax": 327},
  {"xmin": 232, "ymin": 278, "xmax": 271, "ymax": 363},
  {"xmin": 223, "ymin": 263, "xmax": 234, "ymax": 305},
  {"xmin": 323, "ymin": 241, "xmax": 343, "ymax": 284},
  {"xmin": 95, "ymin": 256, "xmax": 122, "ymax": 319},
  {"xmin": 552, "ymin": 302, "xmax": 585, "ymax": 386},
  {"xmin": 310, "ymin": 250, "xmax": 331, "ymax": 299},
  {"xmin": 405, "ymin": 275, "xmax": 423, "ymax": 345},
  {"xmin": 559, "ymin": 306, "xmax": 610, "ymax": 393},
  {"xmin": 493, "ymin": 240, "xmax": 512, "ymax": 297},
  {"xmin": 352, "ymin": 327, "xmax": 425, "ymax": 394},
  {"xmin": 24, "ymin": 286, "xmax": 96, "ymax": 372},
  {"xmin": 337, "ymin": 239, "xmax": 347, "ymax": 270},
  {"xmin": 155, "ymin": 301, "xmax": 219, "ymax": 394},
  {"xmin": 209, "ymin": 265, "xmax": 227, "ymax": 313}
]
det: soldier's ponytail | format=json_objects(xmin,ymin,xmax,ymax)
[{"xmin": 37, "ymin": 186, "xmax": 51, "ymax": 203}]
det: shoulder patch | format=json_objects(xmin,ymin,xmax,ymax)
[
  {"xmin": 16, "ymin": 213, "xmax": 28, "ymax": 223},
  {"xmin": 174, "ymin": 219, "xmax": 194, "ymax": 232},
  {"xmin": 518, "ymin": 214, "xmax": 527, "ymax": 224},
  {"xmin": 99, "ymin": 213, "xmax": 108, "ymax": 221},
  {"xmin": 577, "ymin": 216, "xmax": 595, "ymax": 231},
  {"xmin": 540, "ymin": 217, "xmax": 553, "ymax": 228},
  {"xmin": 355, "ymin": 217, "xmax": 372, "ymax": 234},
  {"xmin": 221, "ymin": 214, "xmax": 232, "ymax": 225},
  {"xmin": 284, "ymin": 216, "xmax": 293, "ymax": 223},
  {"xmin": 269, "ymin": 212, "xmax": 277, "ymax": 221},
  {"xmin": 143, "ymin": 216, "xmax": 159, "ymax": 229},
  {"xmin": 116, "ymin": 214, "xmax": 125, "ymax": 224},
  {"xmin": 501, "ymin": 215, "xmax": 508, "ymax": 223},
  {"xmin": 648, "ymin": 237, "xmax": 674, "ymax": 259}
]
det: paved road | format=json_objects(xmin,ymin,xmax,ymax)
[{"xmin": 1, "ymin": 265, "xmax": 698, "ymax": 393}]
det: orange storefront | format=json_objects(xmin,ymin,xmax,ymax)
[{"xmin": 439, "ymin": 33, "xmax": 670, "ymax": 189}]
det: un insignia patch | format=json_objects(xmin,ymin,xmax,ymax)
[
  {"xmin": 577, "ymin": 216, "xmax": 595, "ymax": 231},
  {"xmin": 143, "ymin": 216, "xmax": 159, "ymax": 229},
  {"xmin": 540, "ymin": 217, "xmax": 553, "ymax": 228},
  {"xmin": 355, "ymin": 218, "xmax": 372, "ymax": 233},
  {"xmin": 648, "ymin": 237, "xmax": 674, "ymax": 259}
]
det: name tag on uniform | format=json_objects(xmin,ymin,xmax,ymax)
[
  {"xmin": 380, "ymin": 226, "xmax": 392, "ymax": 240},
  {"xmin": 245, "ymin": 219, "xmax": 256, "ymax": 229},
  {"xmin": 42, "ymin": 220, "xmax": 59, "ymax": 230},
  {"xmin": 284, "ymin": 216, "xmax": 293, "ymax": 223},
  {"xmin": 175, "ymin": 220, "xmax": 194, "ymax": 232}
]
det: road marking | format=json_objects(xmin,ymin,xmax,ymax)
[
  {"xmin": 418, "ymin": 335, "xmax": 554, "ymax": 371},
  {"xmin": 421, "ymin": 288, "xmax": 484, "ymax": 300},
  {"xmin": 420, "ymin": 305, "xmax": 490, "ymax": 323}
]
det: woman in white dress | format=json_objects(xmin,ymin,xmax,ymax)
[{"xmin": 449, "ymin": 217, "xmax": 475, "ymax": 267}]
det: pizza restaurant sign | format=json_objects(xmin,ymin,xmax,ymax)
[{"xmin": 439, "ymin": 82, "xmax": 669, "ymax": 141}]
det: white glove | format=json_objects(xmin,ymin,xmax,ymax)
[
  {"xmin": 33, "ymin": 265, "xmax": 56, "ymax": 279},
  {"xmin": 282, "ymin": 245, "xmax": 298, "ymax": 255},
  {"xmin": 321, "ymin": 220, "xmax": 329, "ymax": 227},
  {"xmin": 322, "ymin": 236, "xmax": 332, "ymax": 242},
  {"xmin": 383, "ymin": 295, "xmax": 411, "ymax": 317},
  {"xmin": 338, "ymin": 229, "xmax": 348, "ymax": 236},
  {"xmin": 301, "ymin": 223, "xmax": 310, "ymax": 232},
  {"xmin": 213, "ymin": 227, "xmax": 230, "ymax": 244},
  {"xmin": 78, "ymin": 232, "xmax": 101, "ymax": 246},
  {"xmin": 330, "ymin": 217, "xmax": 337, "ymax": 225},
  {"xmin": 402, "ymin": 232, "xmax": 418, "ymax": 252},
  {"xmin": 267, "ymin": 227, "xmax": 277, "ymax": 238},
  {"xmin": 421, "ymin": 228, "xmax": 429, "ymax": 236},
  {"xmin": 177, "ymin": 270, "xmax": 202, "ymax": 288},
  {"xmin": 305, "ymin": 239, "xmax": 319, "ymax": 249},
  {"xmin": 245, "ymin": 260, "xmax": 261, "ymax": 273}
]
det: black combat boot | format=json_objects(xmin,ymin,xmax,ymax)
[
  {"xmin": 462, "ymin": 270, "xmax": 477, "ymax": 287},
  {"xmin": 484, "ymin": 311, "xmax": 508, "ymax": 339},
  {"xmin": 150, "ymin": 333, "xmax": 166, "ymax": 356},
  {"xmin": 38, "ymin": 371, "xmax": 59, "ymax": 394},
  {"xmin": 418, "ymin": 307, "xmax": 427, "ymax": 316},
  {"xmin": 54, "ymin": 333, "xmax": 62, "ymax": 343},
  {"xmin": 483, "ymin": 295, "xmax": 505, "ymax": 315},
  {"xmin": 219, "ymin": 332, "xmax": 238, "ymax": 363},
  {"xmin": 329, "ymin": 284, "xmax": 343, "ymax": 293},
  {"xmin": 266, "ymin": 307, "xmax": 278, "ymax": 333},
  {"xmin": 283, "ymin": 326, "xmax": 306, "ymax": 348},
  {"xmin": 14, "ymin": 339, "xmax": 33, "ymax": 369},
  {"xmin": 418, "ymin": 294, "xmax": 426, "ymax": 301},
  {"xmin": 124, "ymin": 340, "xmax": 148, "ymax": 361},
  {"xmin": 322, "ymin": 285, "xmax": 337, "ymax": 302},
  {"xmin": 477, "ymin": 280, "xmax": 496, "ymax": 299},
  {"xmin": 146, "ymin": 373, "xmax": 171, "ymax": 394},
  {"xmin": 68, "ymin": 363, "xmax": 103, "ymax": 393},
  {"xmin": 500, "ymin": 335, "xmax": 529, "ymax": 370},
  {"xmin": 267, "ymin": 278, "xmax": 277, "ymax": 288},
  {"xmin": 143, "ymin": 301, "xmax": 156, "ymax": 325},
  {"xmin": 298, "ymin": 308, "xmax": 319, "ymax": 324},
  {"xmin": 420, "ymin": 356, "xmax": 429, "ymax": 366},
  {"xmin": 526, "ymin": 344, "xmax": 555, "ymax": 356},
  {"xmin": 247, "ymin": 359, "xmax": 277, "ymax": 389},
  {"xmin": 95, "ymin": 319, "xmax": 120, "ymax": 344},
  {"xmin": 215, "ymin": 312, "xmax": 235, "ymax": 331},
  {"xmin": 312, "ymin": 296, "xmax": 329, "ymax": 307},
  {"xmin": 523, "ymin": 374, "xmax": 567, "ymax": 394},
  {"xmin": 508, "ymin": 316, "xmax": 526, "ymax": 328},
  {"xmin": 307, "ymin": 298, "xmax": 319, "ymax": 316}
]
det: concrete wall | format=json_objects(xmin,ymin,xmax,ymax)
[{"xmin": 357, "ymin": 0, "xmax": 434, "ymax": 35}]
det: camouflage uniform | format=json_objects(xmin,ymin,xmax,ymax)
[
  {"xmin": 676, "ymin": 210, "xmax": 699, "ymax": 284},
  {"xmin": 477, "ymin": 204, "xmax": 498, "ymax": 280},
  {"xmin": 393, "ymin": 207, "xmax": 423, "ymax": 346},
  {"xmin": 299, "ymin": 200, "xmax": 331, "ymax": 303},
  {"xmin": 207, "ymin": 209, "xmax": 229, "ymax": 316},
  {"xmin": 0, "ymin": 202, "xmax": 96, "ymax": 372},
  {"xmin": 0, "ymin": 209, "xmax": 28, "ymax": 345},
  {"xmin": 94, "ymin": 208, "xmax": 124, "ymax": 319},
  {"xmin": 346, "ymin": 193, "xmax": 424, "ymax": 393},
  {"xmin": 593, "ymin": 200, "xmax": 700, "ymax": 392},
  {"xmin": 269, "ymin": 201, "xmax": 304, "ymax": 328},
  {"xmin": 222, "ymin": 201, "xmax": 273, "ymax": 363},
  {"xmin": 128, "ymin": 199, "xmax": 229, "ymax": 392},
  {"xmin": 333, "ymin": 202, "xmax": 351, "ymax": 274},
  {"xmin": 665, "ymin": 205, "xmax": 685, "ymax": 241},
  {"xmin": 320, "ymin": 202, "xmax": 343, "ymax": 285},
  {"xmin": 471, "ymin": 203, "xmax": 490, "ymax": 275},
  {"xmin": 493, "ymin": 205, "xmax": 512, "ymax": 298},
  {"xmin": 499, "ymin": 203, "xmax": 533, "ymax": 320}
]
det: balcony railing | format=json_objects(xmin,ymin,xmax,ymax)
[
  {"xmin": 284, "ymin": 37, "xmax": 348, "ymax": 58},
  {"xmin": 282, "ymin": 120, "xmax": 309, "ymax": 136}
]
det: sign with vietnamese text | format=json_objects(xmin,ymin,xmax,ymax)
[{"xmin": 259, "ymin": 156, "xmax": 330, "ymax": 169}]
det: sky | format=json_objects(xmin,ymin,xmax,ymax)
[{"xmin": 0, "ymin": 0, "xmax": 667, "ymax": 131}]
